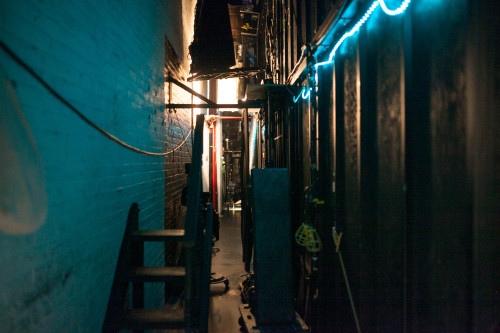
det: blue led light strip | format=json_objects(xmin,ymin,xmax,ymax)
[
  {"xmin": 379, "ymin": 0, "xmax": 411, "ymax": 16},
  {"xmin": 293, "ymin": 87, "xmax": 312, "ymax": 103},
  {"xmin": 315, "ymin": 1, "xmax": 379, "ymax": 68},
  {"xmin": 293, "ymin": 0, "xmax": 411, "ymax": 103},
  {"xmin": 315, "ymin": 0, "xmax": 411, "ymax": 68}
]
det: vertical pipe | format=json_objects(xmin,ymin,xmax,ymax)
[
  {"xmin": 266, "ymin": 94, "xmax": 273, "ymax": 167},
  {"xmin": 202, "ymin": 121, "xmax": 210, "ymax": 192},
  {"xmin": 257, "ymin": 120, "xmax": 263, "ymax": 169},
  {"xmin": 209, "ymin": 80, "xmax": 218, "ymax": 116},
  {"xmin": 217, "ymin": 119, "xmax": 223, "ymax": 213},
  {"xmin": 212, "ymin": 124, "xmax": 217, "ymax": 212},
  {"xmin": 242, "ymin": 108, "xmax": 251, "ymax": 271},
  {"xmin": 191, "ymin": 81, "xmax": 194, "ymax": 141},
  {"xmin": 209, "ymin": 80, "xmax": 218, "ymax": 212}
]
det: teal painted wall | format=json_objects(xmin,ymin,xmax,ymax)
[{"xmin": 0, "ymin": 1, "xmax": 194, "ymax": 331}]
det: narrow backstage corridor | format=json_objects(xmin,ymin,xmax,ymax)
[{"xmin": 1, "ymin": 0, "xmax": 499, "ymax": 333}]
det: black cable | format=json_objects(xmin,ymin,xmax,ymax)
[{"xmin": 0, "ymin": 39, "xmax": 191, "ymax": 157}]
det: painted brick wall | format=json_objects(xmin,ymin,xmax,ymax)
[
  {"xmin": 164, "ymin": 80, "xmax": 193, "ymax": 264},
  {"xmin": 0, "ymin": 1, "xmax": 195, "ymax": 331},
  {"xmin": 164, "ymin": 82, "xmax": 193, "ymax": 228}
]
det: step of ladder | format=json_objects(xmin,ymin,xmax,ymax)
[
  {"xmin": 131, "ymin": 229, "xmax": 185, "ymax": 242},
  {"xmin": 116, "ymin": 308, "xmax": 186, "ymax": 330},
  {"xmin": 128, "ymin": 266, "xmax": 186, "ymax": 282}
]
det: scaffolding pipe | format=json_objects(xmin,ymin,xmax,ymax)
[{"xmin": 211, "ymin": 125, "xmax": 217, "ymax": 212}]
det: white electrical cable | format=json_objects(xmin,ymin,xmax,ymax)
[{"xmin": 0, "ymin": 39, "xmax": 192, "ymax": 157}]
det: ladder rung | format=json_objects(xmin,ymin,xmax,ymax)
[
  {"xmin": 117, "ymin": 308, "xmax": 185, "ymax": 329},
  {"xmin": 128, "ymin": 266, "xmax": 186, "ymax": 282},
  {"xmin": 131, "ymin": 229, "xmax": 185, "ymax": 242}
]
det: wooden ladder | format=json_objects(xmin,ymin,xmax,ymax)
[{"xmin": 103, "ymin": 115, "xmax": 211, "ymax": 332}]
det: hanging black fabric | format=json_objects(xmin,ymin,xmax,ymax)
[{"xmin": 189, "ymin": 0, "xmax": 236, "ymax": 74}]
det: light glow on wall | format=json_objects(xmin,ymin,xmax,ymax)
[{"xmin": 217, "ymin": 78, "xmax": 239, "ymax": 112}]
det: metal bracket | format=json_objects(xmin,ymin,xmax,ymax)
[
  {"xmin": 166, "ymin": 75, "xmax": 216, "ymax": 108},
  {"xmin": 165, "ymin": 75, "xmax": 263, "ymax": 109}
]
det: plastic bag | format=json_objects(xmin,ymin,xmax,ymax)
[{"xmin": 0, "ymin": 65, "xmax": 47, "ymax": 234}]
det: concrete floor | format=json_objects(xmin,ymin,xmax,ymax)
[
  {"xmin": 208, "ymin": 210, "xmax": 246, "ymax": 333},
  {"xmin": 155, "ymin": 210, "xmax": 245, "ymax": 333}
]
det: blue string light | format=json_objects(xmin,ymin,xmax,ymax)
[
  {"xmin": 293, "ymin": 0, "xmax": 412, "ymax": 103},
  {"xmin": 293, "ymin": 92, "xmax": 302, "ymax": 103},
  {"xmin": 293, "ymin": 87, "xmax": 312, "ymax": 103},
  {"xmin": 314, "ymin": 1, "xmax": 379, "ymax": 68},
  {"xmin": 302, "ymin": 87, "xmax": 312, "ymax": 99},
  {"xmin": 315, "ymin": 0, "xmax": 411, "ymax": 68},
  {"xmin": 379, "ymin": 0, "xmax": 411, "ymax": 16}
]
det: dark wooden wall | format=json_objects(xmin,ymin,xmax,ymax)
[{"xmin": 265, "ymin": 0, "xmax": 499, "ymax": 332}]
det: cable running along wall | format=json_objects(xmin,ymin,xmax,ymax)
[{"xmin": 0, "ymin": 40, "xmax": 191, "ymax": 157}]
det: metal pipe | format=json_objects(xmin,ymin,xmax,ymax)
[
  {"xmin": 165, "ymin": 102, "xmax": 262, "ymax": 109},
  {"xmin": 212, "ymin": 125, "xmax": 217, "ymax": 212},
  {"xmin": 207, "ymin": 116, "xmax": 252, "ymax": 121},
  {"xmin": 166, "ymin": 76, "xmax": 217, "ymax": 108}
]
